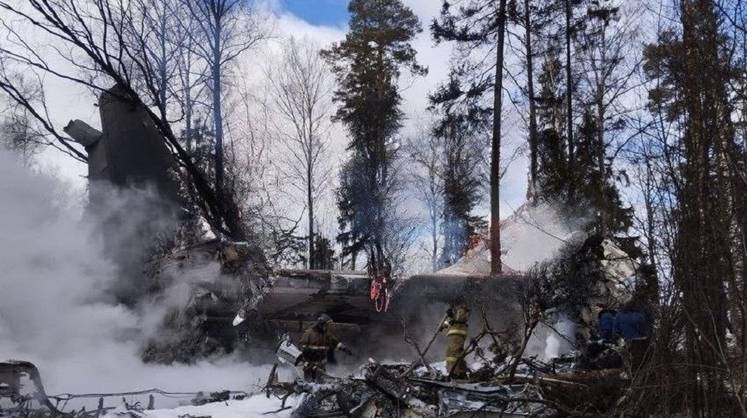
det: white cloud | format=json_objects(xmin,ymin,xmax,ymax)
[
  {"xmin": 405, "ymin": 0, "xmax": 444, "ymax": 17},
  {"xmin": 273, "ymin": 10, "xmax": 347, "ymax": 44}
]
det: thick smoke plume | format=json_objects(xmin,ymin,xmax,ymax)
[{"xmin": 0, "ymin": 150, "xmax": 267, "ymax": 408}]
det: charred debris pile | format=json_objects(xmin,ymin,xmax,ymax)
[
  {"xmin": 38, "ymin": 90, "xmax": 654, "ymax": 415},
  {"xmin": 265, "ymin": 350, "xmax": 628, "ymax": 418},
  {"xmin": 0, "ymin": 234, "xmax": 652, "ymax": 417},
  {"xmin": 140, "ymin": 240, "xmax": 274, "ymax": 364},
  {"xmin": 259, "ymin": 235, "xmax": 653, "ymax": 418}
]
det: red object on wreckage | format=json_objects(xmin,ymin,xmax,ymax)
[{"xmin": 369, "ymin": 274, "xmax": 391, "ymax": 312}]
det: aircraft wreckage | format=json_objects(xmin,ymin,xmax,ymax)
[
  {"xmin": 60, "ymin": 84, "xmax": 533, "ymax": 360},
  {"xmin": 59, "ymin": 85, "xmax": 644, "ymax": 359},
  {"xmin": 1, "ymin": 303, "xmax": 646, "ymax": 417},
  {"xmin": 5, "ymin": 85, "xmax": 650, "ymax": 417}
]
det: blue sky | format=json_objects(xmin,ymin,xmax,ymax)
[{"xmin": 282, "ymin": 0, "xmax": 350, "ymax": 26}]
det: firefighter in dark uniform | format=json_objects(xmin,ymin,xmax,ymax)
[
  {"xmin": 298, "ymin": 314, "xmax": 352, "ymax": 381},
  {"xmin": 442, "ymin": 302, "xmax": 470, "ymax": 379}
]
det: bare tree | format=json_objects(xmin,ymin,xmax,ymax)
[
  {"xmin": 0, "ymin": 61, "xmax": 86, "ymax": 163},
  {"xmin": 267, "ymin": 38, "xmax": 334, "ymax": 269},
  {"xmin": 0, "ymin": 0, "xmax": 253, "ymax": 240},
  {"xmin": 175, "ymin": 24, "xmax": 209, "ymax": 154},
  {"xmin": 228, "ymin": 78, "xmax": 311, "ymax": 269},
  {"xmin": 0, "ymin": 109, "xmax": 42, "ymax": 165},
  {"xmin": 405, "ymin": 124, "xmax": 444, "ymax": 272},
  {"xmin": 120, "ymin": 0, "xmax": 212, "ymax": 163},
  {"xmin": 0, "ymin": 68, "xmax": 65, "ymax": 165},
  {"xmin": 181, "ymin": 0, "xmax": 267, "ymax": 207},
  {"xmin": 126, "ymin": 0, "xmax": 182, "ymax": 115},
  {"xmin": 577, "ymin": 1, "xmax": 643, "ymax": 233}
]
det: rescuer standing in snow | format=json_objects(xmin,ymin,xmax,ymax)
[
  {"xmin": 442, "ymin": 302, "xmax": 470, "ymax": 379},
  {"xmin": 298, "ymin": 314, "xmax": 352, "ymax": 381}
]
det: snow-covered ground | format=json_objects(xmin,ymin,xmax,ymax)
[{"xmin": 126, "ymin": 394, "xmax": 299, "ymax": 418}]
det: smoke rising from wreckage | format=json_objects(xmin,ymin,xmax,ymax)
[
  {"xmin": 4, "ymin": 92, "xmax": 648, "ymax": 416},
  {"xmin": 0, "ymin": 86, "xmax": 650, "ymax": 417},
  {"xmin": 0, "ymin": 190, "xmax": 645, "ymax": 417},
  {"xmin": 61, "ymin": 85, "xmax": 533, "ymax": 363},
  {"xmin": 1, "ymin": 0, "xmax": 745, "ymax": 413}
]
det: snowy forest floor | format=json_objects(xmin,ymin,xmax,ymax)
[{"xmin": 120, "ymin": 394, "xmax": 298, "ymax": 418}]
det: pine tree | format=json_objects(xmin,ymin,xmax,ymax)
[
  {"xmin": 432, "ymin": 0, "xmax": 508, "ymax": 275},
  {"xmin": 322, "ymin": 0, "xmax": 425, "ymax": 272},
  {"xmin": 535, "ymin": 48, "xmax": 570, "ymax": 202},
  {"xmin": 643, "ymin": 2, "xmax": 736, "ymax": 412},
  {"xmin": 532, "ymin": 1, "xmax": 632, "ymax": 236},
  {"xmin": 435, "ymin": 114, "xmax": 485, "ymax": 267},
  {"xmin": 302, "ymin": 233, "xmax": 337, "ymax": 270},
  {"xmin": 335, "ymin": 155, "xmax": 369, "ymax": 269},
  {"xmin": 574, "ymin": 107, "xmax": 632, "ymax": 234},
  {"xmin": 576, "ymin": 0, "xmax": 641, "ymax": 235}
]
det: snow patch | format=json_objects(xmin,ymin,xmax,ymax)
[{"xmin": 132, "ymin": 395, "xmax": 297, "ymax": 418}]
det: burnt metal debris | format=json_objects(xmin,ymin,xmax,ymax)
[
  {"xmin": 260, "ymin": 302, "xmax": 646, "ymax": 418},
  {"xmin": 0, "ymin": 361, "xmax": 66, "ymax": 417},
  {"xmin": 264, "ymin": 343, "xmax": 555, "ymax": 417},
  {"xmin": 0, "ymin": 360, "xmax": 248, "ymax": 417},
  {"xmin": 140, "ymin": 235, "xmax": 527, "ymax": 364}
]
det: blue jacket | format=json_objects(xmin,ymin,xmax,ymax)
[{"xmin": 598, "ymin": 310, "xmax": 649, "ymax": 341}]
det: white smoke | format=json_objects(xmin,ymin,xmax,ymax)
[
  {"xmin": 434, "ymin": 203, "xmax": 586, "ymax": 278},
  {"xmin": 524, "ymin": 314, "xmax": 577, "ymax": 361},
  {"xmin": 0, "ymin": 150, "xmax": 268, "ymax": 409},
  {"xmin": 501, "ymin": 203, "xmax": 587, "ymax": 272},
  {"xmin": 551, "ymin": 316, "xmax": 577, "ymax": 357},
  {"xmin": 502, "ymin": 205, "xmax": 586, "ymax": 361}
]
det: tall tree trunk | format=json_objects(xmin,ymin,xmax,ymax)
[
  {"xmin": 739, "ymin": 55, "xmax": 747, "ymax": 363},
  {"xmin": 490, "ymin": 0, "xmax": 507, "ymax": 276},
  {"xmin": 432, "ymin": 214, "xmax": 438, "ymax": 271},
  {"xmin": 212, "ymin": 28, "xmax": 225, "ymax": 215},
  {"xmin": 429, "ymin": 169, "xmax": 439, "ymax": 271},
  {"xmin": 596, "ymin": 83, "xmax": 606, "ymax": 234},
  {"xmin": 179, "ymin": 46, "xmax": 195, "ymax": 154},
  {"xmin": 565, "ymin": 0, "xmax": 575, "ymax": 197},
  {"xmin": 524, "ymin": 0, "xmax": 538, "ymax": 195},
  {"xmin": 185, "ymin": 86, "xmax": 193, "ymax": 153},
  {"xmin": 596, "ymin": 28, "xmax": 607, "ymax": 235},
  {"xmin": 207, "ymin": 19, "xmax": 246, "ymax": 242},
  {"xmin": 676, "ymin": 1, "xmax": 732, "ymax": 414},
  {"xmin": 372, "ymin": 46, "xmax": 388, "ymax": 272},
  {"xmin": 158, "ymin": 13, "xmax": 168, "ymax": 116},
  {"xmin": 307, "ymin": 161, "xmax": 315, "ymax": 269}
]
